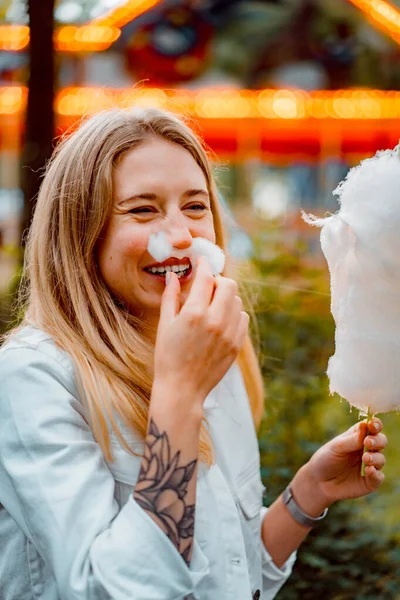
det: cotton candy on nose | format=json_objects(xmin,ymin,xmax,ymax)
[
  {"xmin": 148, "ymin": 231, "xmax": 173, "ymax": 263},
  {"xmin": 147, "ymin": 231, "xmax": 225, "ymax": 276}
]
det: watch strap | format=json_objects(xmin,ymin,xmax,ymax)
[{"xmin": 282, "ymin": 485, "xmax": 328, "ymax": 528}]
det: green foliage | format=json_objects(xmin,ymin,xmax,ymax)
[
  {"xmin": 0, "ymin": 260, "xmax": 24, "ymax": 338},
  {"xmin": 276, "ymin": 500, "xmax": 400, "ymax": 600},
  {"xmin": 251, "ymin": 236, "xmax": 400, "ymax": 599}
]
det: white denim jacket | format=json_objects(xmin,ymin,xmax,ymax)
[{"xmin": 0, "ymin": 326, "xmax": 295, "ymax": 600}]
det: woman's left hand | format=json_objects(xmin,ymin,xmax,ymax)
[{"xmin": 292, "ymin": 418, "xmax": 387, "ymax": 514}]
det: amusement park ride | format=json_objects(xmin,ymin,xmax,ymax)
[{"xmin": 0, "ymin": 0, "xmax": 399, "ymax": 163}]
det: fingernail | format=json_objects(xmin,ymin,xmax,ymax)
[
  {"xmin": 165, "ymin": 272, "xmax": 171, "ymax": 285},
  {"xmin": 369, "ymin": 438, "xmax": 376, "ymax": 448},
  {"xmin": 373, "ymin": 422, "xmax": 380, "ymax": 432}
]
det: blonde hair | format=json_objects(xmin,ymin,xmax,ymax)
[{"xmin": 6, "ymin": 107, "xmax": 264, "ymax": 465}]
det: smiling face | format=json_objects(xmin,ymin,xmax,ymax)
[{"xmin": 96, "ymin": 136, "xmax": 216, "ymax": 326}]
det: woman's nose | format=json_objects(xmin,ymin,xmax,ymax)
[{"xmin": 165, "ymin": 218, "xmax": 193, "ymax": 250}]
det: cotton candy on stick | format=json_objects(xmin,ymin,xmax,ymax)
[
  {"xmin": 303, "ymin": 146, "xmax": 400, "ymax": 474},
  {"xmin": 148, "ymin": 231, "xmax": 225, "ymax": 276}
]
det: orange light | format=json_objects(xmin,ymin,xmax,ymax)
[
  {"xmin": 0, "ymin": 87, "xmax": 26, "ymax": 114},
  {"xmin": 53, "ymin": 87, "xmax": 400, "ymax": 119},
  {"xmin": 0, "ymin": 1, "xmax": 161, "ymax": 53},
  {"xmin": 1, "ymin": 87, "xmax": 400, "ymax": 120},
  {"xmin": 119, "ymin": 87, "xmax": 169, "ymax": 110},
  {"xmin": 194, "ymin": 90, "xmax": 254, "ymax": 119},
  {"xmin": 95, "ymin": 0, "xmax": 162, "ymax": 29},
  {"xmin": 0, "ymin": 25, "xmax": 29, "ymax": 51},
  {"xmin": 1, "ymin": 0, "xmax": 400, "ymax": 53},
  {"xmin": 57, "ymin": 87, "xmax": 115, "ymax": 115},
  {"xmin": 348, "ymin": 0, "xmax": 400, "ymax": 43},
  {"xmin": 56, "ymin": 0, "xmax": 161, "ymax": 51},
  {"xmin": 55, "ymin": 25, "xmax": 120, "ymax": 52}
]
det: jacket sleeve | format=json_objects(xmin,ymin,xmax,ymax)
[
  {"xmin": 0, "ymin": 344, "xmax": 209, "ymax": 600},
  {"xmin": 259, "ymin": 506, "xmax": 297, "ymax": 600}
]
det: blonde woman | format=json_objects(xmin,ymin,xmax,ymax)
[{"xmin": 0, "ymin": 108, "xmax": 387, "ymax": 600}]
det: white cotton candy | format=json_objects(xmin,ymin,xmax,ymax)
[
  {"xmin": 303, "ymin": 146, "xmax": 400, "ymax": 415},
  {"xmin": 147, "ymin": 231, "xmax": 226, "ymax": 276},
  {"xmin": 147, "ymin": 231, "xmax": 172, "ymax": 264},
  {"xmin": 191, "ymin": 237, "xmax": 226, "ymax": 276}
]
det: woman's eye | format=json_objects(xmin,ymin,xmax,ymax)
[
  {"xmin": 128, "ymin": 204, "xmax": 207, "ymax": 215},
  {"xmin": 129, "ymin": 207, "xmax": 156, "ymax": 214},
  {"xmin": 186, "ymin": 204, "xmax": 206, "ymax": 211}
]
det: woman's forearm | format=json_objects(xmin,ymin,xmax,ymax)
[
  {"xmin": 261, "ymin": 496, "xmax": 311, "ymax": 568},
  {"xmin": 133, "ymin": 380, "xmax": 204, "ymax": 566},
  {"xmin": 261, "ymin": 464, "xmax": 330, "ymax": 568}
]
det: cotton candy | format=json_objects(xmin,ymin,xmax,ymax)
[
  {"xmin": 303, "ymin": 146, "xmax": 400, "ymax": 415},
  {"xmin": 191, "ymin": 238, "xmax": 226, "ymax": 276},
  {"xmin": 147, "ymin": 231, "xmax": 226, "ymax": 276},
  {"xmin": 148, "ymin": 231, "xmax": 172, "ymax": 264}
]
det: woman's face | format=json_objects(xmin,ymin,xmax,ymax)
[{"xmin": 96, "ymin": 136, "xmax": 216, "ymax": 323}]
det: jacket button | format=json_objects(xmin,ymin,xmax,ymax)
[{"xmin": 253, "ymin": 591, "xmax": 260, "ymax": 600}]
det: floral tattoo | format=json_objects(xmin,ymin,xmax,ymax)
[{"xmin": 134, "ymin": 418, "xmax": 197, "ymax": 566}]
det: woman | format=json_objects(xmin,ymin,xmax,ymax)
[{"xmin": 0, "ymin": 108, "xmax": 387, "ymax": 600}]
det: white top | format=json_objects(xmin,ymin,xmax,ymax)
[{"xmin": 0, "ymin": 326, "xmax": 295, "ymax": 600}]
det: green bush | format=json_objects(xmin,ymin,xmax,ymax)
[
  {"xmin": 251, "ymin": 236, "xmax": 400, "ymax": 599},
  {"xmin": 0, "ymin": 263, "xmax": 23, "ymax": 337}
]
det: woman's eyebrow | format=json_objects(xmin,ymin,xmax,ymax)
[
  {"xmin": 117, "ymin": 193, "xmax": 158, "ymax": 205},
  {"xmin": 184, "ymin": 189, "xmax": 209, "ymax": 198},
  {"xmin": 117, "ymin": 189, "xmax": 209, "ymax": 205}
]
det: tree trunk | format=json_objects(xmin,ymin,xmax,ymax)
[{"xmin": 20, "ymin": 0, "xmax": 55, "ymax": 247}]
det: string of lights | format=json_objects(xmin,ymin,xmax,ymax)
[
  {"xmin": 0, "ymin": 87, "xmax": 399, "ymax": 120},
  {"xmin": 0, "ymin": 0, "xmax": 162, "ymax": 51},
  {"xmin": 347, "ymin": 0, "xmax": 400, "ymax": 43},
  {"xmin": 1, "ymin": 0, "xmax": 400, "ymax": 52}
]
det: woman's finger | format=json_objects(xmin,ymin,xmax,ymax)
[
  {"xmin": 367, "ymin": 418, "xmax": 382, "ymax": 435},
  {"xmin": 159, "ymin": 271, "xmax": 180, "ymax": 323},
  {"xmin": 363, "ymin": 432, "xmax": 388, "ymax": 451},
  {"xmin": 184, "ymin": 256, "xmax": 215, "ymax": 312},
  {"xmin": 362, "ymin": 451, "xmax": 386, "ymax": 470},
  {"xmin": 233, "ymin": 311, "xmax": 249, "ymax": 352},
  {"xmin": 209, "ymin": 277, "xmax": 238, "ymax": 321},
  {"xmin": 221, "ymin": 295, "xmax": 243, "ymax": 338},
  {"xmin": 364, "ymin": 465, "xmax": 385, "ymax": 489}
]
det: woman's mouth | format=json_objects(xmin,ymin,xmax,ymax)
[{"xmin": 143, "ymin": 260, "xmax": 193, "ymax": 282}]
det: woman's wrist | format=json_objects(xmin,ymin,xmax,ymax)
[
  {"xmin": 290, "ymin": 463, "xmax": 332, "ymax": 518},
  {"xmin": 151, "ymin": 377, "xmax": 205, "ymax": 425}
]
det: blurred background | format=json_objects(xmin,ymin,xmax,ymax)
[{"xmin": 0, "ymin": 0, "xmax": 400, "ymax": 597}]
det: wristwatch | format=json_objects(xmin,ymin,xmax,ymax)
[{"xmin": 282, "ymin": 485, "xmax": 328, "ymax": 528}]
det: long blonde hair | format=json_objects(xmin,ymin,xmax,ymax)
[{"xmin": 7, "ymin": 107, "xmax": 264, "ymax": 465}]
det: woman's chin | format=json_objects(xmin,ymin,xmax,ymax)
[{"xmin": 135, "ymin": 275, "xmax": 194, "ymax": 315}]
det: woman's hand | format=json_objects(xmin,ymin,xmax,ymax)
[
  {"xmin": 291, "ymin": 418, "xmax": 387, "ymax": 516},
  {"xmin": 153, "ymin": 257, "xmax": 249, "ymax": 407}
]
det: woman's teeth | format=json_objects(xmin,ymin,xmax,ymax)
[{"xmin": 146, "ymin": 264, "xmax": 191, "ymax": 278}]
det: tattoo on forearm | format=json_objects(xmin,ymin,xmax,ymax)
[{"xmin": 134, "ymin": 418, "xmax": 197, "ymax": 566}]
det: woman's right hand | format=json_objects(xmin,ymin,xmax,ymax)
[{"xmin": 153, "ymin": 256, "xmax": 249, "ymax": 407}]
